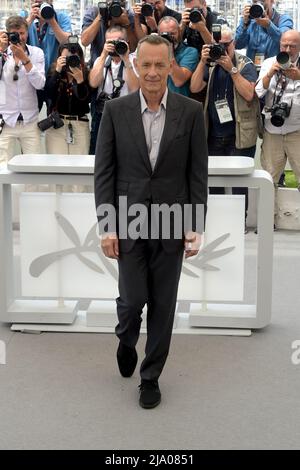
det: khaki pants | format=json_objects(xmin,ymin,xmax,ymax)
[
  {"xmin": 0, "ymin": 120, "xmax": 41, "ymax": 165},
  {"xmin": 260, "ymin": 129, "xmax": 300, "ymax": 218},
  {"xmin": 45, "ymin": 119, "xmax": 90, "ymax": 155},
  {"xmin": 45, "ymin": 119, "xmax": 91, "ymax": 192}
]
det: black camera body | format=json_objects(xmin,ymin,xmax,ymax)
[
  {"xmin": 159, "ymin": 32, "xmax": 175, "ymax": 45},
  {"xmin": 208, "ymin": 43, "xmax": 226, "ymax": 61},
  {"xmin": 7, "ymin": 32, "xmax": 20, "ymax": 45},
  {"xmin": 141, "ymin": 3, "xmax": 154, "ymax": 17},
  {"xmin": 108, "ymin": 39, "xmax": 128, "ymax": 56},
  {"xmin": 98, "ymin": 0, "xmax": 124, "ymax": 24},
  {"xmin": 66, "ymin": 54, "xmax": 81, "ymax": 68},
  {"xmin": 37, "ymin": 111, "xmax": 64, "ymax": 131},
  {"xmin": 269, "ymin": 102, "xmax": 291, "ymax": 127},
  {"xmin": 189, "ymin": 8, "xmax": 204, "ymax": 24},
  {"xmin": 40, "ymin": 2, "xmax": 55, "ymax": 20},
  {"xmin": 249, "ymin": 2, "xmax": 264, "ymax": 19}
]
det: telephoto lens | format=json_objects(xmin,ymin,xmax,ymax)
[
  {"xmin": 8, "ymin": 32, "xmax": 20, "ymax": 45},
  {"xmin": 40, "ymin": 2, "xmax": 55, "ymax": 19},
  {"xmin": 276, "ymin": 51, "xmax": 291, "ymax": 70},
  {"xmin": 66, "ymin": 54, "xmax": 81, "ymax": 68},
  {"xmin": 189, "ymin": 8, "xmax": 203, "ymax": 24},
  {"xmin": 109, "ymin": 0, "xmax": 123, "ymax": 18},
  {"xmin": 249, "ymin": 2, "xmax": 264, "ymax": 19},
  {"xmin": 37, "ymin": 111, "xmax": 64, "ymax": 131},
  {"xmin": 114, "ymin": 40, "xmax": 128, "ymax": 55},
  {"xmin": 141, "ymin": 3, "xmax": 154, "ymax": 17},
  {"xmin": 208, "ymin": 43, "xmax": 226, "ymax": 61}
]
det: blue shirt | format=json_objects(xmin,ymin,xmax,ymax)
[
  {"xmin": 204, "ymin": 60, "xmax": 257, "ymax": 138},
  {"xmin": 235, "ymin": 8, "xmax": 293, "ymax": 61},
  {"xmin": 167, "ymin": 43, "xmax": 199, "ymax": 97},
  {"xmin": 27, "ymin": 11, "xmax": 72, "ymax": 73}
]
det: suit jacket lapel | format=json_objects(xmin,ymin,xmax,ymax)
[
  {"xmin": 153, "ymin": 91, "xmax": 180, "ymax": 174},
  {"xmin": 124, "ymin": 91, "xmax": 152, "ymax": 174}
]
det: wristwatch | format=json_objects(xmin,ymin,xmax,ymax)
[{"xmin": 230, "ymin": 66, "xmax": 238, "ymax": 75}]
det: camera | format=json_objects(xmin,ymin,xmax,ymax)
[
  {"xmin": 208, "ymin": 43, "xmax": 226, "ymax": 61},
  {"xmin": 98, "ymin": 0, "xmax": 124, "ymax": 24},
  {"xmin": 65, "ymin": 35, "xmax": 81, "ymax": 68},
  {"xmin": 268, "ymin": 102, "xmax": 291, "ymax": 127},
  {"xmin": 189, "ymin": 8, "xmax": 204, "ymax": 24},
  {"xmin": 212, "ymin": 23, "xmax": 222, "ymax": 43},
  {"xmin": 249, "ymin": 2, "xmax": 264, "ymax": 19},
  {"xmin": 276, "ymin": 51, "xmax": 291, "ymax": 70},
  {"xmin": 37, "ymin": 111, "xmax": 64, "ymax": 131},
  {"xmin": 159, "ymin": 32, "xmax": 175, "ymax": 45},
  {"xmin": 108, "ymin": 39, "xmax": 128, "ymax": 56},
  {"xmin": 40, "ymin": 2, "xmax": 55, "ymax": 20},
  {"xmin": 7, "ymin": 32, "xmax": 20, "ymax": 45},
  {"xmin": 66, "ymin": 55, "xmax": 81, "ymax": 68},
  {"xmin": 141, "ymin": 3, "xmax": 154, "ymax": 17}
]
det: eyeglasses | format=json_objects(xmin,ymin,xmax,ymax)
[
  {"xmin": 13, "ymin": 64, "xmax": 20, "ymax": 81},
  {"xmin": 220, "ymin": 40, "xmax": 233, "ymax": 48},
  {"xmin": 281, "ymin": 43, "xmax": 298, "ymax": 50}
]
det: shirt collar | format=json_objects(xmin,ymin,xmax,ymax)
[{"xmin": 140, "ymin": 87, "xmax": 168, "ymax": 114}]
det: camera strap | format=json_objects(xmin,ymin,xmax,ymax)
[
  {"xmin": 97, "ymin": 56, "xmax": 125, "ymax": 99},
  {"xmin": 273, "ymin": 72, "xmax": 288, "ymax": 106}
]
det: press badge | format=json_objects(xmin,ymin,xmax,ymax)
[
  {"xmin": 0, "ymin": 82, "xmax": 6, "ymax": 105},
  {"xmin": 215, "ymin": 99, "xmax": 233, "ymax": 124},
  {"xmin": 254, "ymin": 53, "xmax": 265, "ymax": 68}
]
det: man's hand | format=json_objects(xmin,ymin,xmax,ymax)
[
  {"xmin": 184, "ymin": 231, "xmax": 202, "ymax": 259},
  {"xmin": 284, "ymin": 66, "xmax": 300, "ymax": 81},
  {"xmin": 28, "ymin": 2, "xmax": 41, "ymax": 23},
  {"xmin": 145, "ymin": 13, "xmax": 158, "ymax": 32},
  {"xmin": 181, "ymin": 9, "xmax": 191, "ymax": 26},
  {"xmin": 188, "ymin": 12, "xmax": 206, "ymax": 32},
  {"xmin": 103, "ymin": 39, "xmax": 116, "ymax": 57},
  {"xmin": 10, "ymin": 43, "xmax": 28, "ymax": 63},
  {"xmin": 118, "ymin": 41, "xmax": 130, "ymax": 61},
  {"xmin": 101, "ymin": 233, "xmax": 119, "ymax": 259},
  {"xmin": 0, "ymin": 31, "xmax": 8, "ymax": 52},
  {"xmin": 242, "ymin": 5, "xmax": 251, "ymax": 25},
  {"xmin": 133, "ymin": 4, "xmax": 142, "ymax": 16},
  {"xmin": 267, "ymin": 61, "xmax": 281, "ymax": 78},
  {"xmin": 255, "ymin": 17, "xmax": 270, "ymax": 28},
  {"xmin": 216, "ymin": 52, "xmax": 234, "ymax": 73},
  {"xmin": 200, "ymin": 44, "xmax": 210, "ymax": 65}
]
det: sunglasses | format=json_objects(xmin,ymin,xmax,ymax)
[{"xmin": 13, "ymin": 64, "xmax": 20, "ymax": 81}]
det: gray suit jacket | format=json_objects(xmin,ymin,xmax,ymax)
[{"xmin": 94, "ymin": 90, "xmax": 208, "ymax": 253}]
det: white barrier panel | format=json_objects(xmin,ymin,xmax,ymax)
[{"xmin": 20, "ymin": 193, "xmax": 244, "ymax": 302}]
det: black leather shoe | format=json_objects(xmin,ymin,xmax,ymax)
[
  {"xmin": 117, "ymin": 342, "xmax": 138, "ymax": 378},
  {"xmin": 139, "ymin": 380, "xmax": 161, "ymax": 409}
]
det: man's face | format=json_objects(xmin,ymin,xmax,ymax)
[
  {"xmin": 8, "ymin": 26, "xmax": 28, "ymax": 46},
  {"xmin": 280, "ymin": 34, "xmax": 300, "ymax": 62},
  {"xmin": 184, "ymin": 0, "xmax": 205, "ymax": 11},
  {"xmin": 153, "ymin": 0, "xmax": 166, "ymax": 16},
  {"xmin": 158, "ymin": 21, "xmax": 180, "ymax": 47},
  {"xmin": 219, "ymin": 32, "xmax": 235, "ymax": 59},
  {"xmin": 135, "ymin": 43, "xmax": 172, "ymax": 95}
]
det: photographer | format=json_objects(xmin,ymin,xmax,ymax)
[
  {"xmin": 256, "ymin": 30, "xmax": 300, "ymax": 224},
  {"xmin": 133, "ymin": 0, "xmax": 181, "ymax": 40},
  {"xmin": 158, "ymin": 16, "xmax": 199, "ymax": 97},
  {"xmin": 0, "ymin": 16, "xmax": 45, "ymax": 166},
  {"xmin": 235, "ymin": 0, "xmax": 293, "ymax": 70},
  {"xmin": 181, "ymin": 0, "xmax": 218, "ymax": 53},
  {"xmin": 44, "ymin": 40, "xmax": 90, "ymax": 155},
  {"xmin": 81, "ymin": 1, "xmax": 136, "ymax": 154},
  {"xmin": 89, "ymin": 26, "xmax": 139, "ymax": 154},
  {"xmin": 190, "ymin": 26, "xmax": 260, "ymax": 230},
  {"xmin": 26, "ymin": 1, "xmax": 72, "ymax": 74}
]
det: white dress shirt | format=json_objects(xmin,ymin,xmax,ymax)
[
  {"xmin": 0, "ymin": 45, "xmax": 45, "ymax": 127},
  {"xmin": 256, "ymin": 55, "xmax": 300, "ymax": 135}
]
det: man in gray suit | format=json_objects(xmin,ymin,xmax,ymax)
[{"xmin": 94, "ymin": 34, "xmax": 208, "ymax": 409}]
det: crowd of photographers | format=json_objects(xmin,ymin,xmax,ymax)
[{"xmin": 0, "ymin": 0, "xmax": 300, "ymax": 227}]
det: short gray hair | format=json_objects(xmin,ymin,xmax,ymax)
[
  {"xmin": 136, "ymin": 34, "xmax": 173, "ymax": 60},
  {"xmin": 158, "ymin": 16, "xmax": 180, "ymax": 29}
]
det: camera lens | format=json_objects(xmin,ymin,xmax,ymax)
[
  {"xmin": 109, "ymin": 1, "xmax": 123, "ymax": 17},
  {"xmin": 8, "ymin": 32, "xmax": 20, "ymax": 45},
  {"xmin": 66, "ymin": 55, "xmax": 81, "ymax": 68},
  {"xmin": 114, "ymin": 40, "xmax": 128, "ymax": 55},
  {"xmin": 141, "ymin": 3, "xmax": 154, "ymax": 17},
  {"xmin": 40, "ymin": 3, "xmax": 55, "ymax": 20},
  {"xmin": 249, "ymin": 3, "xmax": 264, "ymax": 19},
  {"xmin": 277, "ymin": 51, "xmax": 291, "ymax": 70},
  {"xmin": 209, "ymin": 44, "xmax": 225, "ymax": 61},
  {"xmin": 189, "ymin": 8, "xmax": 202, "ymax": 24}
]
